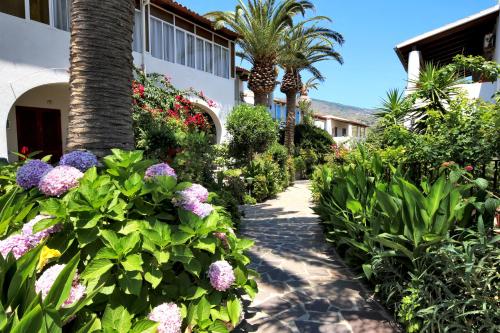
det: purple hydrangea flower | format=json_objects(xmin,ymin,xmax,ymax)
[
  {"xmin": 0, "ymin": 234, "xmax": 32, "ymax": 259},
  {"xmin": 38, "ymin": 166, "xmax": 83, "ymax": 197},
  {"xmin": 59, "ymin": 151, "xmax": 98, "ymax": 172},
  {"xmin": 35, "ymin": 264, "xmax": 86, "ymax": 307},
  {"xmin": 144, "ymin": 163, "xmax": 177, "ymax": 180},
  {"xmin": 174, "ymin": 184, "xmax": 213, "ymax": 218},
  {"xmin": 179, "ymin": 184, "xmax": 209, "ymax": 203},
  {"xmin": 188, "ymin": 201, "xmax": 213, "ymax": 219},
  {"xmin": 0, "ymin": 215, "xmax": 61, "ymax": 259},
  {"xmin": 208, "ymin": 260, "xmax": 235, "ymax": 291},
  {"xmin": 148, "ymin": 302, "xmax": 183, "ymax": 333},
  {"xmin": 16, "ymin": 160, "xmax": 53, "ymax": 190},
  {"xmin": 22, "ymin": 215, "xmax": 60, "ymax": 245}
]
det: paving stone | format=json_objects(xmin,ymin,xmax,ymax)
[
  {"xmin": 294, "ymin": 320, "xmax": 352, "ymax": 333},
  {"xmin": 240, "ymin": 181, "xmax": 399, "ymax": 333}
]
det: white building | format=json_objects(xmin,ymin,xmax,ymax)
[
  {"xmin": 313, "ymin": 115, "xmax": 367, "ymax": 145},
  {"xmin": 395, "ymin": 4, "xmax": 500, "ymax": 100},
  {"xmin": 0, "ymin": 0, "xmax": 241, "ymax": 161}
]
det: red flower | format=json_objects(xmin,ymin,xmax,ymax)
[
  {"xmin": 167, "ymin": 109, "xmax": 179, "ymax": 118},
  {"xmin": 132, "ymin": 81, "xmax": 145, "ymax": 99},
  {"xmin": 184, "ymin": 113, "xmax": 207, "ymax": 129},
  {"xmin": 464, "ymin": 165, "xmax": 474, "ymax": 172}
]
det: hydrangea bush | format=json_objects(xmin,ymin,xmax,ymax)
[{"xmin": 0, "ymin": 149, "xmax": 257, "ymax": 332}]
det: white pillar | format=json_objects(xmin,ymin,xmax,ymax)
[
  {"xmin": 347, "ymin": 124, "xmax": 353, "ymax": 137},
  {"xmin": 495, "ymin": 14, "xmax": 500, "ymax": 91},
  {"xmin": 325, "ymin": 120, "xmax": 333, "ymax": 136},
  {"xmin": 407, "ymin": 50, "xmax": 422, "ymax": 93}
]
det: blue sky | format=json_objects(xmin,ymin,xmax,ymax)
[{"xmin": 182, "ymin": 0, "xmax": 497, "ymax": 109}]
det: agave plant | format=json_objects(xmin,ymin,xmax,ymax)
[
  {"xmin": 375, "ymin": 88, "xmax": 411, "ymax": 125},
  {"xmin": 406, "ymin": 63, "xmax": 465, "ymax": 133},
  {"xmin": 206, "ymin": 0, "xmax": 315, "ymax": 106},
  {"xmin": 279, "ymin": 19, "xmax": 344, "ymax": 149}
]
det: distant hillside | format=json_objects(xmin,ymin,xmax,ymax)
[{"xmin": 310, "ymin": 99, "xmax": 377, "ymax": 126}]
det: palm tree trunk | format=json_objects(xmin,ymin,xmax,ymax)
[
  {"xmin": 254, "ymin": 92, "xmax": 269, "ymax": 106},
  {"xmin": 67, "ymin": 0, "xmax": 135, "ymax": 157},
  {"xmin": 284, "ymin": 90, "xmax": 298, "ymax": 151}
]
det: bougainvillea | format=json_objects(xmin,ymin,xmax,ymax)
[
  {"xmin": 35, "ymin": 264, "xmax": 86, "ymax": 307},
  {"xmin": 208, "ymin": 260, "xmax": 235, "ymax": 291},
  {"xmin": 148, "ymin": 303, "xmax": 183, "ymax": 333},
  {"xmin": 16, "ymin": 159, "xmax": 53, "ymax": 189},
  {"xmin": 38, "ymin": 165, "xmax": 83, "ymax": 197},
  {"xmin": 144, "ymin": 163, "xmax": 177, "ymax": 180},
  {"xmin": 59, "ymin": 151, "xmax": 98, "ymax": 172}
]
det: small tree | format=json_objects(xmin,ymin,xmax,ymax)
[{"xmin": 226, "ymin": 104, "xmax": 279, "ymax": 164}]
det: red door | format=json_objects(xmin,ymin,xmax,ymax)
[{"xmin": 16, "ymin": 106, "xmax": 63, "ymax": 161}]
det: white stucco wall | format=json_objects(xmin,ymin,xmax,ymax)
[
  {"xmin": 0, "ymin": 12, "xmax": 235, "ymax": 159},
  {"xmin": 457, "ymin": 82, "xmax": 497, "ymax": 102}
]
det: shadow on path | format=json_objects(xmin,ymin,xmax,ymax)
[{"xmin": 237, "ymin": 181, "xmax": 400, "ymax": 333}]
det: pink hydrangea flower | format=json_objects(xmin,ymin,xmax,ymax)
[
  {"xmin": 144, "ymin": 163, "xmax": 177, "ymax": 180},
  {"xmin": 0, "ymin": 234, "xmax": 32, "ymax": 259},
  {"xmin": 0, "ymin": 215, "xmax": 60, "ymax": 259},
  {"xmin": 175, "ymin": 184, "xmax": 213, "ymax": 218},
  {"xmin": 38, "ymin": 166, "xmax": 83, "ymax": 197},
  {"xmin": 208, "ymin": 260, "xmax": 235, "ymax": 291},
  {"xmin": 35, "ymin": 264, "xmax": 86, "ymax": 307},
  {"xmin": 22, "ymin": 215, "xmax": 60, "ymax": 245},
  {"xmin": 180, "ymin": 184, "xmax": 209, "ymax": 202},
  {"xmin": 148, "ymin": 302, "xmax": 183, "ymax": 333}
]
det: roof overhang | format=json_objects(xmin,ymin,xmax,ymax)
[
  {"xmin": 395, "ymin": 5, "xmax": 499, "ymax": 71},
  {"xmin": 314, "ymin": 114, "xmax": 368, "ymax": 127}
]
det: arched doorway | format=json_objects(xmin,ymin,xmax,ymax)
[
  {"xmin": 6, "ymin": 83, "xmax": 70, "ymax": 162},
  {"xmin": 191, "ymin": 100, "xmax": 223, "ymax": 144}
]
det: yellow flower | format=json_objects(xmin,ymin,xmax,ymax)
[{"xmin": 37, "ymin": 246, "xmax": 61, "ymax": 271}]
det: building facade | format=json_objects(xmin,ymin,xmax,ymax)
[
  {"xmin": 313, "ymin": 115, "xmax": 367, "ymax": 145},
  {"xmin": 0, "ymin": 0, "xmax": 240, "ymax": 161},
  {"xmin": 395, "ymin": 5, "xmax": 500, "ymax": 100}
]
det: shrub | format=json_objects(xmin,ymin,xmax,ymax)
[
  {"xmin": 246, "ymin": 155, "xmax": 282, "ymax": 202},
  {"xmin": 0, "ymin": 150, "xmax": 258, "ymax": 332},
  {"xmin": 264, "ymin": 143, "xmax": 290, "ymax": 188},
  {"xmin": 252, "ymin": 175, "xmax": 269, "ymax": 203},
  {"xmin": 294, "ymin": 156, "xmax": 307, "ymax": 180},
  {"xmin": 222, "ymin": 169, "xmax": 246, "ymax": 204},
  {"xmin": 226, "ymin": 104, "xmax": 279, "ymax": 165},
  {"xmin": 243, "ymin": 194, "xmax": 257, "ymax": 205},
  {"xmin": 313, "ymin": 146, "xmax": 500, "ymax": 332}
]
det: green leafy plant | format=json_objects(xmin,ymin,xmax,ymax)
[
  {"xmin": 0, "ymin": 149, "xmax": 258, "ymax": 332},
  {"xmin": 226, "ymin": 104, "xmax": 279, "ymax": 165}
]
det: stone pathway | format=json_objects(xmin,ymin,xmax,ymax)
[{"xmin": 237, "ymin": 181, "xmax": 399, "ymax": 333}]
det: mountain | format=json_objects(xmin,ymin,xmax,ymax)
[{"xmin": 310, "ymin": 98, "xmax": 377, "ymax": 126}]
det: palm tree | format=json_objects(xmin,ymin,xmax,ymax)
[
  {"xmin": 299, "ymin": 76, "xmax": 320, "ymax": 99},
  {"xmin": 66, "ymin": 0, "xmax": 135, "ymax": 157},
  {"xmin": 206, "ymin": 0, "xmax": 314, "ymax": 106},
  {"xmin": 280, "ymin": 21, "xmax": 344, "ymax": 149}
]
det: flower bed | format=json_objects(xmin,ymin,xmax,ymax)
[{"xmin": 0, "ymin": 149, "xmax": 257, "ymax": 332}]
